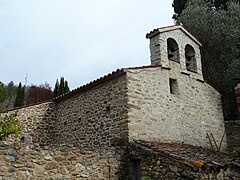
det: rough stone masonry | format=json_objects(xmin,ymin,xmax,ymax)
[{"xmin": 0, "ymin": 25, "xmax": 238, "ymax": 179}]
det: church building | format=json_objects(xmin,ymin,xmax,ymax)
[{"xmin": 1, "ymin": 25, "xmax": 239, "ymax": 179}]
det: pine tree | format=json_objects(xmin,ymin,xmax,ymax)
[
  {"xmin": 6, "ymin": 81, "xmax": 17, "ymax": 108},
  {"xmin": 53, "ymin": 79, "xmax": 59, "ymax": 97},
  {"xmin": 0, "ymin": 81, "xmax": 6, "ymax": 103},
  {"xmin": 64, "ymin": 81, "xmax": 70, "ymax": 93},
  {"xmin": 53, "ymin": 77, "xmax": 70, "ymax": 97},
  {"xmin": 14, "ymin": 82, "xmax": 25, "ymax": 107},
  {"xmin": 59, "ymin": 77, "xmax": 65, "ymax": 96}
]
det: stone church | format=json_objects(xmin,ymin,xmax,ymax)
[{"xmin": 1, "ymin": 25, "xmax": 239, "ymax": 179}]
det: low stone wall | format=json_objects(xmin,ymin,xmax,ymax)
[
  {"xmin": 225, "ymin": 120, "xmax": 240, "ymax": 151},
  {"xmin": 132, "ymin": 156, "xmax": 224, "ymax": 179},
  {"xmin": 129, "ymin": 141, "xmax": 240, "ymax": 180},
  {"xmin": 130, "ymin": 154, "xmax": 240, "ymax": 180},
  {"xmin": 1, "ymin": 102, "xmax": 55, "ymax": 145},
  {"xmin": 0, "ymin": 141, "xmax": 127, "ymax": 180}
]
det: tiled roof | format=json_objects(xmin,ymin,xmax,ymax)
[
  {"xmin": 53, "ymin": 65, "xmax": 162, "ymax": 102},
  {"xmin": 126, "ymin": 64, "xmax": 161, "ymax": 70},
  {"xmin": 53, "ymin": 68, "xmax": 125, "ymax": 102},
  {"xmin": 146, "ymin": 24, "xmax": 202, "ymax": 46},
  {"xmin": 130, "ymin": 140, "xmax": 240, "ymax": 170}
]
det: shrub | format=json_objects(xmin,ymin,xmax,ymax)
[
  {"xmin": 142, "ymin": 176, "xmax": 152, "ymax": 180},
  {"xmin": 0, "ymin": 114, "xmax": 21, "ymax": 141}
]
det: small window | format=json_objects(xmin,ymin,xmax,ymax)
[
  {"xmin": 167, "ymin": 38, "xmax": 179, "ymax": 62},
  {"xmin": 169, "ymin": 79, "xmax": 178, "ymax": 94},
  {"xmin": 185, "ymin": 44, "xmax": 197, "ymax": 72}
]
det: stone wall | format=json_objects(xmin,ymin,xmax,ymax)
[
  {"xmin": 0, "ymin": 141, "xmax": 123, "ymax": 180},
  {"xmin": 0, "ymin": 74, "xmax": 130, "ymax": 179},
  {"xmin": 130, "ymin": 151, "xmax": 224, "ymax": 179},
  {"xmin": 1, "ymin": 102, "xmax": 55, "ymax": 145},
  {"xmin": 129, "ymin": 141, "xmax": 240, "ymax": 180},
  {"xmin": 2, "ymin": 73, "xmax": 129, "ymax": 150},
  {"xmin": 126, "ymin": 66, "xmax": 227, "ymax": 150},
  {"xmin": 52, "ymin": 74, "xmax": 129, "ymax": 151}
]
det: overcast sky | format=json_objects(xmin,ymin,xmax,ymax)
[{"xmin": 0, "ymin": 0, "xmax": 174, "ymax": 89}]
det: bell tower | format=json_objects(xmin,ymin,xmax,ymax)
[{"xmin": 146, "ymin": 24, "xmax": 203, "ymax": 79}]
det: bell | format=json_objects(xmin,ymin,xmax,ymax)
[{"xmin": 168, "ymin": 49, "xmax": 174, "ymax": 59}]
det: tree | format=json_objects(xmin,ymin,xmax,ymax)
[
  {"xmin": 172, "ymin": 0, "xmax": 239, "ymax": 19},
  {"xmin": 14, "ymin": 82, "xmax": 25, "ymax": 108},
  {"xmin": 53, "ymin": 79, "xmax": 60, "ymax": 97},
  {"xmin": 172, "ymin": 0, "xmax": 188, "ymax": 19},
  {"xmin": 0, "ymin": 81, "xmax": 6, "ymax": 103},
  {"xmin": 177, "ymin": 0, "xmax": 240, "ymax": 120},
  {"xmin": 5, "ymin": 81, "xmax": 17, "ymax": 108},
  {"xmin": 53, "ymin": 77, "xmax": 70, "ymax": 97},
  {"xmin": 0, "ymin": 81, "xmax": 18, "ymax": 111},
  {"xmin": 25, "ymin": 83, "xmax": 53, "ymax": 105}
]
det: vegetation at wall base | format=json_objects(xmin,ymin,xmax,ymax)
[
  {"xmin": 0, "ymin": 114, "xmax": 21, "ymax": 141},
  {"xmin": 142, "ymin": 176, "xmax": 152, "ymax": 180}
]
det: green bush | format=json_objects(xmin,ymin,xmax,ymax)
[
  {"xmin": 142, "ymin": 176, "xmax": 152, "ymax": 180},
  {"xmin": 0, "ymin": 114, "xmax": 21, "ymax": 141}
]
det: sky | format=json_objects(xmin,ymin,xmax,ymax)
[{"xmin": 0, "ymin": 0, "xmax": 174, "ymax": 89}]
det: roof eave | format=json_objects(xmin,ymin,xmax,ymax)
[{"xmin": 53, "ymin": 69, "xmax": 126, "ymax": 102}]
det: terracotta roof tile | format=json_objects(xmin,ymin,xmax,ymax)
[
  {"xmin": 53, "ymin": 65, "xmax": 162, "ymax": 102},
  {"xmin": 130, "ymin": 140, "xmax": 240, "ymax": 170},
  {"xmin": 53, "ymin": 68, "xmax": 125, "ymax": 102}
]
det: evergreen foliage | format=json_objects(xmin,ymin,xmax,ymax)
[
  {"xmin": 14, "ymin": 82, "xmax": 25, "ymax": 108},
  {"xmin": 178, "ymin": 0, "xmax": 240, "ymax": 120},
  {"xmin": 0, "ymin": 82, "xmax": 6, "ymax": 103},
  {"xmin": 0, "ymin": 114, "xmax": 21, "ymax": 141},
  {"xmin": 53, "ymin": 79, "xmax": 60, "ymax": 97},
  {"xmin": 53, "ymin": 77, "xmax": 70, "ymax": 97},
  {"xmin": 6, "ymin": 81, "xmax": 17, "ymax": 108},
  {"xmin": 172, "ymin": 0, "xmax": 240, "ymax": 19},
  {"xmin": 0, "ymin": 81, "xmax": 18, "ymax": 111}
]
